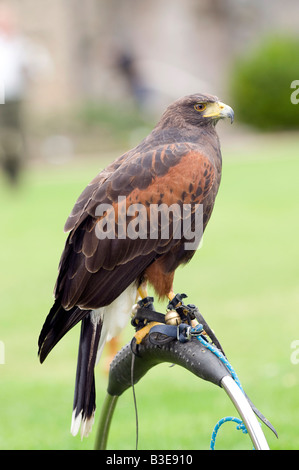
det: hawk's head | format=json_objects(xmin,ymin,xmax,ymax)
[{"xmin": 158, "ymin": 93, "xmax": 234, "ymax": 129}]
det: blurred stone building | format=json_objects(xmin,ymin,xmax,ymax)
[{"xmin": 4, "ymin": 0, "xmax": 299, "ymax": 115}]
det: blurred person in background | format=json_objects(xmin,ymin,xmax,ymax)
[
  {"xmin": 0, "ymin": 3, "xmax": 51, "ymax": 185},
  {"xmin": 116, "ymin": 51, "xmax": 153, "ymax": 110}
]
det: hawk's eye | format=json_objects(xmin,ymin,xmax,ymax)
[{"xmin": 194, "ymin": 103, "xmax": 206, "ymax": 112}]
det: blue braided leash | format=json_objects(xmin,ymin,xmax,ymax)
[
  {"xmin": 149, "ymin": 322, "xmax": 254, "ymax": 449},
  {"xmin": 210, "ymin": 416, "xmax": 248, "ymax": 450},
  {"xmin": 191, "ymin": 325, "xmax": 253, "ymax": 449},
  {"xmin": 192, "ymin": 324, "xmax": 244, "ymax": 393}
]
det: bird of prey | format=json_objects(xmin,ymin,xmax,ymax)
[{"xmin": 38, "ymin": 93, "xmax": 234, "ymax": 438}]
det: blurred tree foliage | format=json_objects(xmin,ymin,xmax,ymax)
[{"xmin": 230, "ymin": 36, "xmax": 299, "ymax": 130}]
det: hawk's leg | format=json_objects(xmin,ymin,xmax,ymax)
[
  {"xmin": 137, "ymin": 283, "xmax": 149, "ymax": 302},
  {"xmin": 133, "ymin": 284, "xmax": 160, "ymax": 345},
  {"xmin": 167, "ymin": 290, "xmax": 175, "ymax": 302}
]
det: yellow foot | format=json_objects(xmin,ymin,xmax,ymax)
[{"xmin": 134, "ymin": 321, "xmax": 161, "ymax": 345}]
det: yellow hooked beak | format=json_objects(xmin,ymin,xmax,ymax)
[{"xmin": 203, "ymin": 101, "xmax": 234, "ymax": 123}]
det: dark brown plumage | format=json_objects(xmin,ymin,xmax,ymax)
[{"xmin": 38, "ymin": 93, "xmax": 234, "ymax": 437}]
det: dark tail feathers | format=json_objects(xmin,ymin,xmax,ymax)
[
  {"xmin": 70, "ymin": 312, "xmax": 103, "ymax": 438},
  {"xmin": 38, "ymin": 298, "xmax": 87, "ymax": 363}
]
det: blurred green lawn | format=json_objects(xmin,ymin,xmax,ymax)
[{"xmin": 0, "ymin": 132, "xmax": 298, "ymax": 450}]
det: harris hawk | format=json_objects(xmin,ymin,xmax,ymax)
[{"xmin": 38, "ymin": 93, "xmax": 234, "ymax": 438}]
